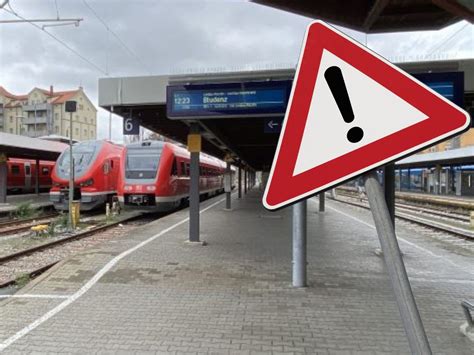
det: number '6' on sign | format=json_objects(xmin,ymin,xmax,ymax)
[{"xmin": 123, "ymin": 117, "xmax": 140, "ymax": 135}]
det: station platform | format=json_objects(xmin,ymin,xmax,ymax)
[
  {"xmin": 0, "ymin": 189, "xmax": 473, "ymax": 354},
  {"xmin": 0, "ymin": 193, "xmax": 52, "ymax": 215}
]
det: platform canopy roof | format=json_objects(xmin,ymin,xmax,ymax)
[
  {"xmin": 396, "ymin": 145, "xmax": 474, "ymax": 168},
  {"xmin": 99, "ymin": 59, "xmax": 473, "ymax": 170},
  {"xmin": 0, "ymin": 132, "xmax": 68, "ymax": 161},
  {"xmin": 252, "ymin": 0, "xmax": 474, "ymax": 33}
]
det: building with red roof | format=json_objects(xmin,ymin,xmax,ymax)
[{"xmin": 0, "ymin": 85, "xmax": 97, "ymax": 141}]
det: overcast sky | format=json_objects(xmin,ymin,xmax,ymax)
[{"xmin": 0, "ymin": 0, "xmax": 472, "ymax": 142}]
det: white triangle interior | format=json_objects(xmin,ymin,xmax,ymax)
[{"xmin": 293, "ymin": 49, "xmax": 429, "ymax": 176}]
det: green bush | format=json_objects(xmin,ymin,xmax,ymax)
[{"xmin": 11, "ymin": 202, "xmax": 34, "ymax": 219}]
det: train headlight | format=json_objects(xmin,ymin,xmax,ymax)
[
  {"xmin": 124, "ymin": 185, "xmax": 133, "ymax": 191},
  {"xmin": 146, "ymin": 185, "xmax": 156, "ymax": 192},
  {"xmin": 80, "ymin": 178, "xmax": 94, "ymax": 187}
]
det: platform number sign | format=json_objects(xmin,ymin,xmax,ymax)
[{"xmin": 123, "ymin": 115, "xmax": 139, "ymax": 135}]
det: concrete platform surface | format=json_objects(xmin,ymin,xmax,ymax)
[{"xmin": 0, "ymin": 190, "xmax": 473, "ymax": 354}]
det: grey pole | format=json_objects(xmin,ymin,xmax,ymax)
[
  {"xmin": 68, "ymin": 111, "xmax": 74, "ymax": 230},
  {"xmin": 384, "ymin": 164, "xmax": 396, "ymax": 226},
  {"xmin": 189, "ymin": 123, "xmax": 200, "ymax": 242},
  {"xmin": 244, "ymin": 169, "xmax": 247, "ymax": 194},
  {"xmin": 225, "ymin": 161, "xmax": 231, "ymax": 210},
  {"xmin": 319, "ymin": 192, "xmax": 325, "ymax": 212},
  {"xmin": 238, "ymin": 166, "xmax": 242, "ymax": 199},
  {"xmin": 292, "ymin": 200, "xmax": 307, "ymax": 287},
  {"xmin": 0, "ymin": 155, "xmax": 7, "ymax": 204},
  {"xmin": 35, "ymin": 158, "xmax": 40, "ymax": 195},
  {"xmin": 364, "ymin": 171, "xmax": 432, "ymax": 355}
]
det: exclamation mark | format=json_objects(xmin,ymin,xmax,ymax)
[{"xmin": 324, "ymin": 66, "xmax": 364, "ymax": 143}]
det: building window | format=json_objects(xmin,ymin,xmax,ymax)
[
  {"xmin": 55, "ymin": 113, "xmax": 58, "ymax": 120},
  {"xmin": 55, "ymin": 126, "xmax": 59, "ymax": 133},
  {"xmin": 90, "ymin": 130, "xmax": 94, "ymax": 138},
  {"xmin": 9, "ymin": 117, "xmax": 13, "ymax": 123},
  {"xmin": 9, "ymin": 128, "xmax": 13, "ymax": 133},
  {"xmin": 75, "ymin": 128, "xmax": 79, "ymax": 135},
  {"xmin": 79, "ymin": 104, "xmax": 83, "ymax": 110},
  {"xmin": 83, "ymin": 129, "xmax": 87, "ymax": 137}
]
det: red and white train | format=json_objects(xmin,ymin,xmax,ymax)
[
  {"xmin": 118, "ymin": 141, "xmax": 226, "ymax": 211},
  {"xmin": 50, "ymin": 140, "xmax": 123, "ymax": 211},
  {"xmin": 7, "ymin": 158, "xmax": 55, "ymax": 192}
]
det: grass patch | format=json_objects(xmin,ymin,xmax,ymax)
[
  {"xmin": 15, "ymin": 273, "xmax": 31, "ymax": 288},
  {"xmin": 10, "ymin": 202, "xmax": 36, "ymax": 219}
]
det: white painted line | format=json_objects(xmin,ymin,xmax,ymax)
[
  {"xmin": 310, "ymin": 199, "xmax": 474, "ymax": 276},
  {"xmin": 0, "ymin": 197, "xmax": 227, "ymax": 352},
  {"xmin": 0, "ymin": 294, "xmax": 70, "ymax": 299}
]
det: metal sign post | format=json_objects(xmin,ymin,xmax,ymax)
[
  {"xmin": 65, "ymin": 101, "xmax": 77, "ymax": 232},
  {"xmin": 188, "ymin": 123, "xmax": 201, "ymax": 243},
  {"xmin": 292, "ymin": 200, "xmax": 307, "ymax": 287},
  {"xmin": 364, "ymin": 171, "xmax": 431, "ymax": 355}
]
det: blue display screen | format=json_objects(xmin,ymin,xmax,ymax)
[
  {"xmin": 167, "ymin": 81, "xmax": 292, "ymax": 118},
  {"xmin": 412, "ymin": 72, "xmax": 464, "ymax": 107}
]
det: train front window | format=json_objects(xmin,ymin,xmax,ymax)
[
  {"xmin": 126, "ymin": 147, "xmax": 163, "ymax": 179},
  {"xmin": 56, "ymin": 141, "xmax": 103, "ymax": 180}
]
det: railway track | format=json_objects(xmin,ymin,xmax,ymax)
[
  {"xmin": 0, "ymin": 213, "xmax": 59, "ymax": 237},
  {"xmin": 331, "ymin": 194, "xmax": 474, "ymax": 240},
  {"xmin": 0, "ymin": 212, "xmax": 144, "ymax": 264},
  {"xmin": 336, "ymin": 190, "xmax": 469, "ymax": 222}
]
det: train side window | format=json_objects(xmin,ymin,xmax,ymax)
[
  {"xmin": 42, "ymin": 167, "xmax": 49, "ymax": 175},
  {"xmin": 11, "ymin": 165, "xmax": 20, "ymax": 175},
  {"xmin": 24, "ymin": 165, "xmax": 30, "ymax": 175},
  {"xmin": 171, "ymin": 159, "xmax": 178, "ymax": 176},
  {"xmin": 110, "ymin": 160, "xmax": 114, "ymax": 169},
  {"xmin": 186, "ymin": 163, "xmax": 190, "ymax": 176},
  {"xmin": 180, "ymin": 162, "xmax": 186, "ymax": 176}
]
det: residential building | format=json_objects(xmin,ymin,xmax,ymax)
[{"xmin": 0, "ymin": 86, "xmax": 97, "ymax": 140}]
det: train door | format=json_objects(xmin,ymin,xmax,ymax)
[
  {"xmin": 24, "ymin": 162, "xmax": 32, "ymax": 191},
  {"xmin": 103, "ymin": 160, "xmax": 111, "ymax": 191}
]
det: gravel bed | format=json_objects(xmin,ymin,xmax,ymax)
[{"xmin": 0, "ymin": 223, "xmax": 140, "ymax": 286}]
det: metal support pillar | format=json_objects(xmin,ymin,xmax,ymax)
[
  {"xmin": 384, "ymin": 164, "xmax": 396, "ymax": 226},
  {"xmin": 0, "ymin": 156, "xmax": 7, "ymax": 204},
  {"xmin": 189, "ymin": 123, "xmax": 200, "ymax": 242},
  {"xmin": 238, "ymin": 166, "xmax": 242, "ymax": 199},
  {"xmin": 35, "ymin": 158, "xmax": 40, "ymax": 195},
  {"xmin": 244, "ymin": 169, "xmax": 247, "ymax": 194},
  {"xmin": 68, "ymin": 111, "xmax": 74, "ymax": 231},
  {"xmin": 435, "ymin": 165, "xmax": 441, "ymax": 195},
  {"xmin": 364, "ymin": 171, "xmax": 432, "ymax": 355},
  {"xmin": 292, "ymin": 200, "xmax": 307, "ymax": 287},
  {"xmin": 225, "ymin": 162, "xmax": 231, "ymax": 210},
  {"xmin": 319, "ymin": 192, "xmax": 325, "ymax": 212}
]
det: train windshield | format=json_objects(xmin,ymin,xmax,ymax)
[
  {"xmin": 56, "ymin": 141, "xmax": 103, "ymax": 180},
  {"xmin": 126, "ymin": 146, "xmax": 163, "ymax": 179}
]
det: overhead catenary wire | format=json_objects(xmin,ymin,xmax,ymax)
[
  {"xmin": 82, "ymin": 0, "xmax": 153, "ymax": 75},
  {"xmin": 1, "ymin": 6, "xmax": 108, "ymax": 75},
  {"xmin": 426, "ymin": 22, "xmax": 470, "ymax": 57}
]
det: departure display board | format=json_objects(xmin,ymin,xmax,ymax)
[
  {"xmin": 412, "ymin": 72, "xmax": 464, "ymax": 107},
  {"xmin": 167, "ymin": 80, "xmax": 292, "ymax": 119}
]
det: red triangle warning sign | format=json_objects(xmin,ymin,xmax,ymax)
[{"xmin": 263, "ymin": 21, "xmax": 470, "ymax": 210}]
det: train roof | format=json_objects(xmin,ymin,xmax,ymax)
[{"xmin": 125, "ymin": 141, "xmax": 226, "ymax": 168}]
